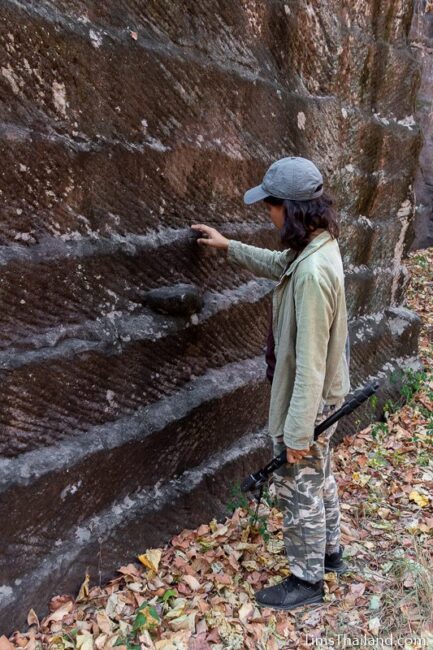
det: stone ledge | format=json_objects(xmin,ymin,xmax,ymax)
[{"xmin": 0, "ymin": 427, "xmax": 271, "ymax": 636}]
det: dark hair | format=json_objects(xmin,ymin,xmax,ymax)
[{"xmin": 263, "ymin": 185, "xmax": 340, "ymax": 252}]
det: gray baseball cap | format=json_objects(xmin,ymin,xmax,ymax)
[{"xmin": 243, "ymin": 156, "xmax": 324, "ymax": 204}]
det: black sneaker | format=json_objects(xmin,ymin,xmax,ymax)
[
  {"xmin": 254, "ymin": 573, "xmax": 324, "ymax": 611},
  {"xmin": 324, "ymin": 544, "xmax": 349, "ymax": 574}
]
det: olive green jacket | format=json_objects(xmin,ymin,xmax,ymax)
[{"xmin": 226, "ymin": 231, "xmax": 351, "ymax": 449}]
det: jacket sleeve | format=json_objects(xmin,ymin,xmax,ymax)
[
  {"xmin": 283, "ymin": 272, "xmax": 335, "ymax": 450},
  {"xmin": 226, "ymin": 239, "xmax": 296, "ymax": 280},
  {"xmin": 345, "ymin": 333, "xmax": 351, "ymax": 370}
]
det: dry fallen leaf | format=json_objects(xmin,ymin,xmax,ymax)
[
  {"xmin": 76, "ymin": 571, "xmax": 90, "ymax": 602},
  {"xmin": 368, "ymin": 616, "xmax": 380, "ymax": 635},
  {"xmin": 0, "ymin": 636, "xmax": 15, "ymax": 650},
  {"xmin": 76, "ymin": 632, "xmax": 94, "ymax": 650},
  {"xmin": 409, "ymin": 490, "xmax": 430, "ymax": 508},
  {"xmin": 138, "ymin": 548, "xmax": 162, "ymax": 574},
  {"xmin": 238, "ymin": 602, "xmax": 255, "ymax": 625},
  {"xmin": 182, "ymin": 575, "xmax": 201, "ymax": 591},
  {"xmin": 26, "ymin": 610, "xmax": 39, "ymax": 629},
  {"xmin": 44, "ymin": 601, "xmax": 74, "ymax": 624}
]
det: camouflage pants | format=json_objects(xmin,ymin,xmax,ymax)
[{"xmin": 271, "ymin": 398, "xmax": 344, "ymax": 582}]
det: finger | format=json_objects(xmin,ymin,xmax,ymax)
[
  {"xmin": 191, "ymin": 224, "xmax": 211, "ymax": 232},
  {"xmin": 197, "ymin": 238, "xmax": 212, "ymax": 245}
]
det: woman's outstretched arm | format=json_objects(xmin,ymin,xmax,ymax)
[{"xmin": 190, "ymin": 223, "xmax": 296, "ymax": 280}]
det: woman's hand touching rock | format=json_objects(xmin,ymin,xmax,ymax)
[{"xmin": 190, "ymin": 224, "xmax": 229, "ymax": 250}]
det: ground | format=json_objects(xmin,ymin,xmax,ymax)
[{"xmin": 2, "ymin": 249, "xmax": 433, "ymax": 650}]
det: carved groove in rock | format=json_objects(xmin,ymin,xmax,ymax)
[{"xmin": 0, "ymin": 0, "xmax": 424, "ymax": 633}]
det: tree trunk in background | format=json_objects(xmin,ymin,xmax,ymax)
[
  {"xmin": 410, "ymin": 0, "xmax": 433, "ymax": 249},
  {"xmin": 0, "ymin": 0, "xmax": 425, "ymax": 633}
]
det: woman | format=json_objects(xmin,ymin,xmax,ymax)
[{"xmin": 190, "ymin": 156, "xmax": 351, "ymax": 611}]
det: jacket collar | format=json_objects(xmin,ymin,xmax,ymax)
[{"xmin": 277, "ymin": 230, "xmax": 332, "ymax": 285}]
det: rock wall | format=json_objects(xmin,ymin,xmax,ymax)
[
  {"xmin": 409, "ymin": 0, "xmax": 433, "ymax": 249},
  {"xmin": 0, "ymin": 0, "xmax": 423, "ymax": 633}
]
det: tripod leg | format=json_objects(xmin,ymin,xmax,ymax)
[{"xmin": 253, "ymin": 485, "xmax": 264, "ymax": 521}]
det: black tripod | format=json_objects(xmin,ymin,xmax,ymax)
[{"xmin": 240, "ymin": 381, "xmax": 380, "ymax": 516}]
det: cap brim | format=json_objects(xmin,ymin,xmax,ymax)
[{"xmin": 243, "ymin": 184, "xmax": 269, "ymax": 205}]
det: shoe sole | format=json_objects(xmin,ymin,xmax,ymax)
[{"xmin": 255, "ymin": 592, "xmax": 324, "ymax": 611}]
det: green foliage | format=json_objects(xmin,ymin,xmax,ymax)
[
  {"xmin": 368, "ymin": 394, "xmax": 378, "ymax": 411},
  {"xmin": 415, "ymin": 99, "xmax": 431, "ymax": 111},
  {"xmin": 402, "ymin": 368, "xmax": 427, "ymax": 401},
  {"xmin": 370, "ymin": 365, "xmax": 432, "ymax": 463},
  {"xmin": 383, "ymin": 398, "xmax": 397, "ymax": 417},
  {"xmin": 114, "ymin": 602, "xmax": 161, "ymax": 649},
  {"xmin": 261, "ymin": 483, "xmax": 278, "ymax": 510},
  {"xmin": 417, "ymin": 451, "xmax": 430, "ymax": 467},
  {"xmin": 370, "ymin": 421, "xmax": 388, "ymax": 441},
  {"xmin": 413, "ymin": 254, "xmax": 428, "ymax": 269},
  {"xmin": 158, "ymin": 588, "xmax": 177, "ymax": 603},
  {"xmin": 389, "ymin": 449, "xmax": 405, "ymax": 467},
  {"xmin": 226, "ymin": 481, "xmax": 273, "ymax": 543},
  {"xmin": 367, "ymin": 394, "xmax": 379, "ymax": 424},
  {"xmin": 386, "ymin": 367, "xmax": 430, "ymax": 415},
  {"xmin": 371, "ymin": 366, "xmax": 430, "ymax": 434},
  {"xmin": 367, "ymin": 447, "xmax": 389, "ymax": 469},
  {"xmin": 427, "ymin": 415, "xmax": 433, "ymax": 437},
  {"xmin": 132, "ymin": 603, "xmax": 160, "ymax": 633},
  {"xmin": 226, "ymin": 481, "xmax": 249, "ymax": 512}
]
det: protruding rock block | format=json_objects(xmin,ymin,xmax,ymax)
[{"xmin": 144, "ymin": 283, "xmax": 204, "ymax": 316}]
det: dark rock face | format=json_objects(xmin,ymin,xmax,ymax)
[
  {"xmin": 409, "ymin": 0, "xmax": 433, "ymax": 249},
  {"xmin": 0, "ymin": 0, "xmax": 424, "ymax": 633}
]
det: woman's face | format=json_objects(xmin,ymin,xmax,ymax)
[{"xmin": 265, "ymin": 203, "xmax": 285, "ymax": 230}]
